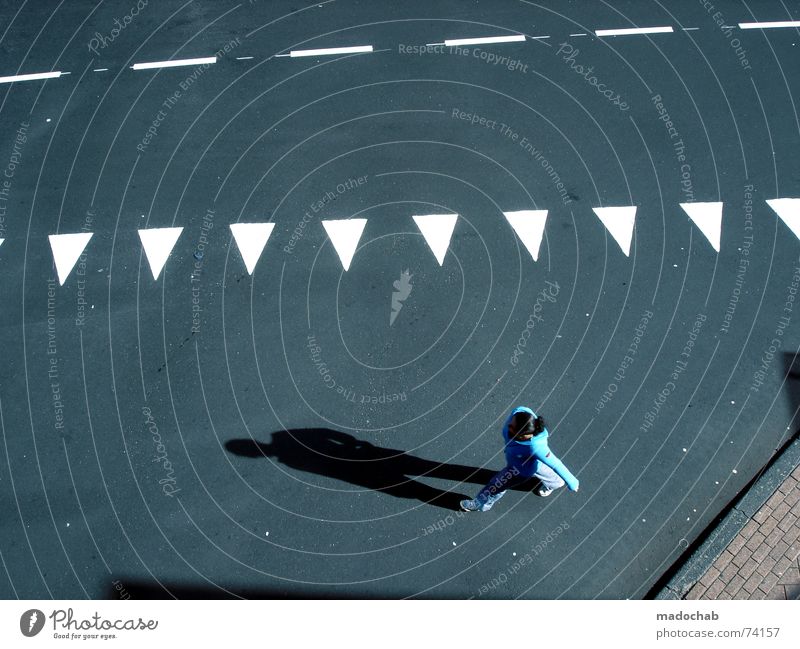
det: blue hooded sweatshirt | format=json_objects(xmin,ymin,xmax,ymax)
[{"xmin": 502, "ymin": 407, "xmax": 580, "ymax": 491}]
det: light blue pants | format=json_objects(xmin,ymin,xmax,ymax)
[{"xmin": 475, "ymin": 462, "xmax": 565, "ymax": 509}]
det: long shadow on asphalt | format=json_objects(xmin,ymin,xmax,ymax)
[{"xmin": 226, "ymin": 427, "xmax": 539, "ymax": 511}]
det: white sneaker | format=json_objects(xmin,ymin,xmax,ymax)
[
  {"xmin": 460, "ymin": 498, "xmax": 491, "ymax": 512},
  {"xmin": 537, "ymin": 487, "xmax": 553, "ymax": 497}
]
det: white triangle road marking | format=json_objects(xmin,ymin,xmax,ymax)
[
  {"xmin": 412, "ymin": 213, "xmax": 458, "ymax": 266},
  {"xmin": 680, "ymin": 202, "xmax": 723, "ymax": 252},
  {"xmin": 230, "ymin": 223, "xmax": 275, "ymax": 274},
  {"xmin": 0, "ymin": 238, "xmax": 4, "ymax": 248},
  {"xmin": 138, "ymin": 227, "xmax": 183, "ymax": 280},
  {"xmin": 591, "ymin": 206, "xmax": 637, "ymax": 256},
  {"xmin": 767, "ymin": 198, "xmax": 800, "ymax": 241},
  {"xmin": 503, "ymin": 210, "xmax": 548, "ymax": 261},
  {"xmin": 48, "ymin": 232, "xmax": 93, "ymax": 286},
  {"xmin": 321, "ymin": 219, "xmax": 367, "ymax": 271}
]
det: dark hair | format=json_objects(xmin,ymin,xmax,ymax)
[{"xmin": 512, "ymin": 412, "xmax": 546, "ymax": 435}]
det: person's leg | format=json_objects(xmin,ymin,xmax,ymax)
[
  {"xmin": 462, "ymin": 466, "xmax": 522, "ymax": 511},
  {"xmin": 534, "ymin": 462, "xmax": 566, "ymax": 493}
]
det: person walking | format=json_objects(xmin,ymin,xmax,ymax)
[{"xmin": 460, "ymin": 407, "xmax": 579, "ymax": 512}]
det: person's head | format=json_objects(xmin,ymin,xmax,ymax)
[{"xmin": 509, "ymin": 411, "xmax": 545, "ymax": 437}]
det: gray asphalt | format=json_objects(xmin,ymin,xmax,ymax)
[{"xmin": 0, "ymin": 0, "xmax": 799, "ymax": 599}]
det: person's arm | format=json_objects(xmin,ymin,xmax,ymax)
[{"xmin": 536, "ymin": 447, "xmax": 580, "ymax": 491}]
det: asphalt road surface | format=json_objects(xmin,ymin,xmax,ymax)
[{"xmin": 1, "ymin": 0, "xmax": 799, "ymax": 599}]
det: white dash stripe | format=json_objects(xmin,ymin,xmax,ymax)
[
  {"xmin": 570, "ymin": 33, "xmax": 588, "ymax": 36},
  {"xmin": 93, "ymin": 68, "xmax": 109, "ymax": 72},
  {"xmin": 531, "ymin": 35, "xmax": 550, "ymax": 39},
  {"xmin": 132, "ymin": 56, "xmax": 217, "ymax": 70},
  {"xmin": 235, "ymin": 56, "xmax": 254, "ymax": 60},
  {"xmin": 682, "ymin": 27, "xmax": 700, "ymax": 31},
  {"xmin": 443, "ymin": 34, "xmax": 526, "ymax": 46},
  {"xmin": 739, "ymin": 20, "xmax": 800, "ymax": 29},
  {"xmin": 0, "ymin": 71, "xmax": 61, "ymax": 84},
  {"xmin": 595, "ymin": 26, "xmax": 674, "ymax": 37},
  {"xmin": 289, "ymin": 45, "xmax": 373, "ymax": 57}
]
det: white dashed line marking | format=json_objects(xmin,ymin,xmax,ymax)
[
  {"xmin": 289, "ymin": 45, "xmax": 373, "ymax": 57},
  {"xmin": 739, "ymin": 20, "xmax": 800, "ymax": 30},
  {"xmin": 443, "ymin": 35, "xmax": 526, "ymax": 47},
  {"xmin": 570, "ymin": 33, "xmax": 588, "ymax": 37},
  {"xmin": 0, "ymin": 71, "xmax": 62, "ymax": 84},
  {"xmin": 93, "ymin": 68, "xmax": 109, "ymax": 72},
  {"xmin": 595, "ymin": 26, "xmax": 674, "ymax": 37},
  {"xmin": 235, "ymin": 56, "xmax": 254, "ymax": 60},
  {"xmin": 131, "ymin": 57, "xmax": 217, "ymax": 70},
  {"xmin": 531, "ymin": 35, "xmax": 550, "ymax": 39},
  {"xmin": 682, "ymin": 27, "xmax": 700, "ymax": 31}
]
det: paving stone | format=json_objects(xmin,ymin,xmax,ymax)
[
  {"xmin": 685, "ymin": 582, "xmax": 706, "ymax": 600},
  {"xmin": 745, "ymin": 531, "xmax": 767, "ymax": 551},
  {"xmin": 723, "ymin": 574, "xmax": 746, "ymax": 596},
  {"xmin": 731, "ymin": 547, "xmax": 753, "ymax": 568},
  {"xmin": 771, "ymin": 501, "xmax": 792, "ymax": 521},
  {"xmin": 740, "ymin": 518, "xmax": 761, "ymax": 540},
  {"xmin": 701, "ymin": 580, "xmax": 726, "ymax": 599},
  {"xmin": 779, "ymin": 514, "xmax": 799, "ymax": 533},
  {"xmin": 753, "ymin": 508, "xmax": 770, "ymax": 524},
  {"xmin": 720, "ymin": 562, "xmax": 739, "ymax": 582},
  {"xmin": 699, "ymin": 566, "xmax": 721, "ymax": 588},
  {"xmin": 738, "ymin": 557, "xmax": 759, "ymax": 580},
  {"xmin": 756, "ymin": 556, "xmax": 778, "ymax": 577},
  {"xmin": 764, "ymin": 527, "xmax": 787, "ymax": 549},
  {"xmin": 744, "ymin": 570, "xmax": 764, "ymax": 592},
  {"xmin": 778, "ymin": 477, "xmax": 798, "ymax": 495},
  {"xmin": 769, "ymin": 541, "xmax": 790, "ymax": 561},
  {"xmin": 778, "ymin": 567, "xmax": 800, "ymax": 585},
  {"xmin": 751, "ymin": 543, "xmax": 771, "ymax": 563},
  {"xmin": 763, "ymin": 586, "xmax": 786, "ymax": 600},
  {"xmin": 725, "ymin": 533, "xmax": 748, "ymax": 555},
  {"xmin": 757, "ymin": 515, "xmax": 779, "ymax": 537},
  {"xmin": 713, "ymin": 549, "xmax": 735, "ymax": 571},
  {"xmin": 765, "ymin": 490, "xmax": 786, "ymax": 511},
  {"xmin": 759, "ymin": 570, "xmax": 781, "ymax": 592}
]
